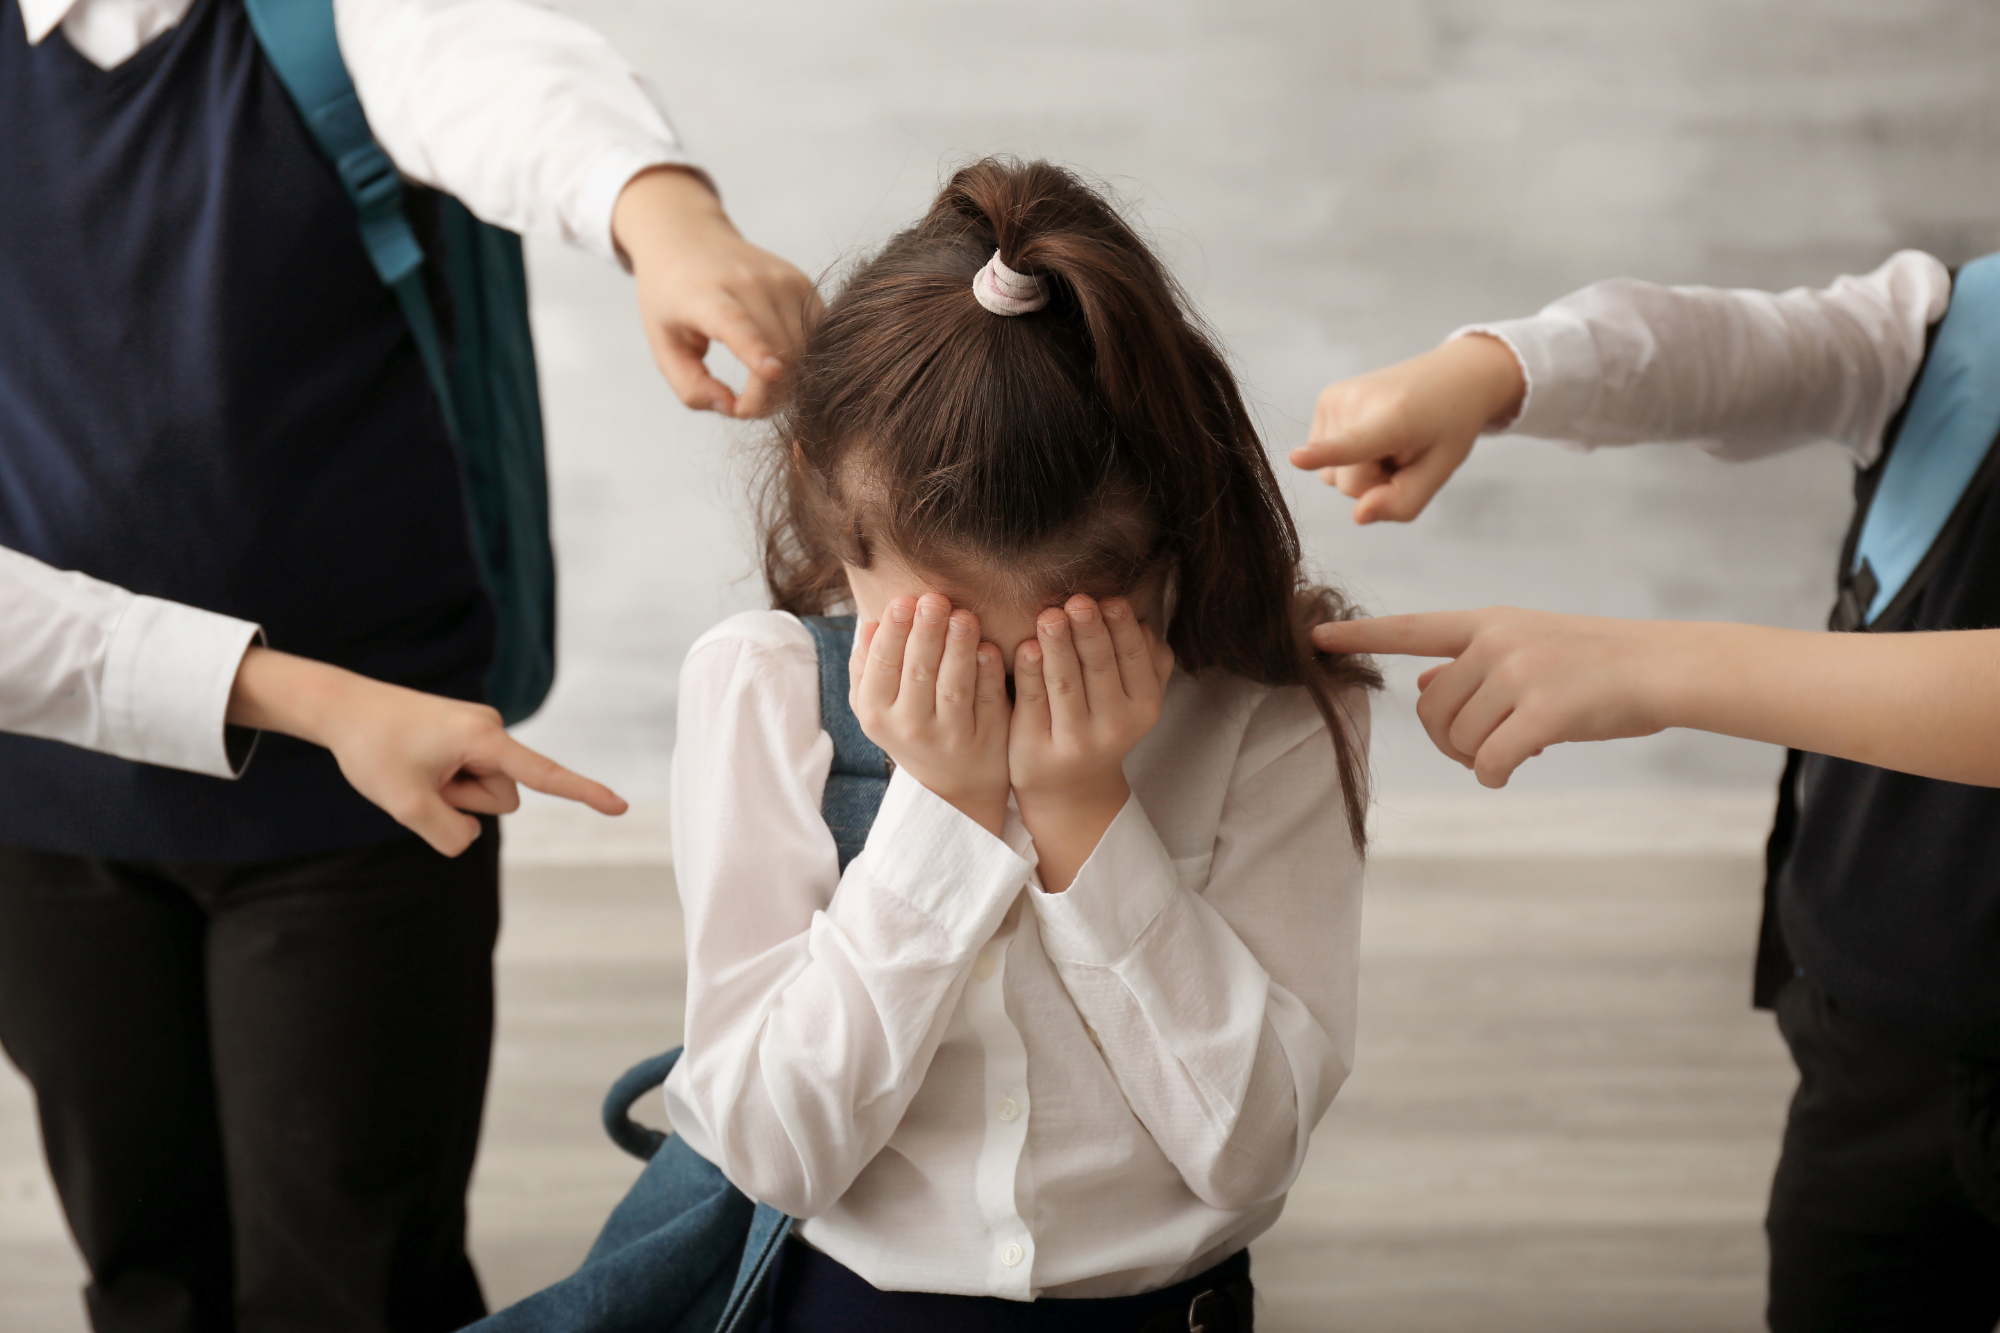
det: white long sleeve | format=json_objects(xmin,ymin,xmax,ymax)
[
  {"xmin": 0, "ymin": 545, "xmax": 260, "ymax": 777},
  {"xmin": 662, "ymin": 611, "xmax": 1365, "ymax": 1301},
  {"xmin": 1028, "ymin": 689, "xmax": 1357, "ymax": 1213},
  {"xmin": 334, "ymin": 0, "xmax": 692, "ymax": 261},
  {"xmin": 19, "ymin": 0, "xmax": 692, "ymax": 262},
  {"xmin": 1461, "ymin": 250, "xmax": 1952, "ymax": 466}
]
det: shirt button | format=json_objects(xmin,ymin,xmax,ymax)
[
  {"xmin": 973, "ymin": 952, "xmax": 997, "ymax": 981},
  {"xmin": 996, "ymin": 1096, "xmax": 1020, "ymax": 1122},
  {"xmin": 1001, "ymin": 1243, "xmax": 1024, "ymax": 1267}
]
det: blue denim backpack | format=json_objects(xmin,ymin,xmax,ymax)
[{"xmin": 466, "ymin": 615, "xmax": 889, "ymax": 1333}]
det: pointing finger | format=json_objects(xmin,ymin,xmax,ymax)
[
  {"xmin": 488, "ymin": 736, "xmax": 628, "ymax": 816},
  {"xmin": 1312, "ymin": 612, "xmax": 1478, "ymax": 659}
]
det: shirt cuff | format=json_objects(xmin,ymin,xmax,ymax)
[
  {"xmin": 100, "ymin": 597, "xmax": 263, "ymax": 779},
  {"xmin": 1449, "ymin": 314, "xmax": 1604, "ymax": 442},
  {"xmin": 1029, "ymin": 794, "xmax": 1178, "ymax": 966},
  {"xmin": 848, "ymin": 768, "xmax": 1035, "ymax": 953},
  {"xmin": 580, "ymin": 143, "xmax": 710, "ymax": 268}
]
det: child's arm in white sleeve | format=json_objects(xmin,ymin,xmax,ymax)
[
  {"xmin": 0, "ymin": 544, "xmax": 258, "ymax": 777},
  {"xmin": 1473, "ymin": 249, "xmax": 1950, "ymax": 465},
  {"xmin": 662, "ymin": 619, "xmax": 1037, "ymax": 1217},
  {"xmin": 1027, "ymin": 688, "xmax": 1363, "ymax": 1212},
  {"xmin": 1295, "ymin": 251, "xmax": 1952, "ymax": 523}
]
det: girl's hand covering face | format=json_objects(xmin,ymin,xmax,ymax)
[
  {"xmin": 851, "ymin": 594, "xmax": 1012, "ymax": 837},
  {"xmin": 1009, "ymin": 595, "xmax": 1174, "ymax": 835}
]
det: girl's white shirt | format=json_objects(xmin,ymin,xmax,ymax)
[
  {"xmin": 662, "ymin": 610, "xmax": 1367, "ymax": 1301},
  {"xmin": 16, "ymin": 0, "xmax": 693, "ymax": 261}
]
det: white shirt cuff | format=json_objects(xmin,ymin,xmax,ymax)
[
  {"xmin": 1449, "ymin": 315, "xmax": 1605, "ymax": 443},
  {"xmin": 1029, "ymin": 794, "xmax": 1178, "ymax": 966},
  {"xmin": 847, "ymin": 768, "xmax": 1035, "ymax": 952},
  {"xmin": 100, "ymin": 597, "xmax": 263, "ymax": 779},
  {"xmin": 579, "ymin": 143, "xmax": 709, "ymax": 268}
]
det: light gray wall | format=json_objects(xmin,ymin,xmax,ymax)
[{"xmin": 511, "ymin": 0, "xmax": 2000, "ymax": 799}]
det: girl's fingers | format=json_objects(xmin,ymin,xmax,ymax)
[
  {"xmin": 900, "ymin": 594, "xmax": 953, "ymax": 717},
  {"xmin": 1037, "ymin": 609, "xmax": 1088, "ymax": 733},
  {"xmin": 1064, "ymin": 595, "xmax": 1123, "ymax": 711},
  {"xmin": 1100, "ymin": 597, "xmax": 1156, "ymax": 701},
  {"xmin": 860, "ymin": 599, "xmax": 915, "ymax": 714},
  {"xmin": 490, "ymin": 735, "xmax": 628, "ymax": 815},
  {"xmin": 974, "ymin": 643, "xmax": 1007, "ymax": 737},
  {"xmin": 1012, "ymin": 637, "xmax": 1051, "ymax": 740},
  {"xmin": 935, "ymin": 609, "xmax": 981, "ymax": 734}
]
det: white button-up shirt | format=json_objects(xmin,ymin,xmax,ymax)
[
  {"xmin": 1462, "ymin": 250, "xmax": 1951, "ymax": 464},
  {"xmin": 0, "ymin": 546, "xmax": 259, "ymax": 776},
  {"xmin": 4, "ymin": 0, "xmax": 692, "ymax": 771},
  {"xmin": 662, "ymin": 611, "xmax": 1367, "ymax": 1300}
]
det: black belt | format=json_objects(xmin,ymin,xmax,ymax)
[{"xmin": 1135, "ymin": 1274, "xmax": 1254, "ymax": 1333}]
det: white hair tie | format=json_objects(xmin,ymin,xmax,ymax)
[{"xmin": 972, "ymin": 249, "xmax": 1049, "ymax": 316}]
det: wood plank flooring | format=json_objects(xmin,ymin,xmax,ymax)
[{"xmin": 0, "ymin": 852, "xmax": 1793, "ymax": 1330}]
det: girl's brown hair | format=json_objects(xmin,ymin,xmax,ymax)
[{"xmin": 758, "ymin": 158, "xmax": 1380, "ymax": 847}]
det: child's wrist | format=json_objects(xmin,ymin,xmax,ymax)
[
  {"xmin": 1441, "ymin": 332, "xmax": 1527, "ymax": 430},
  {"xmin": 612, "ymin": 166, "xmax": 733, "ymax": 270},
  {"xmin": 227, "ymin": 647, "xmax": 351, "ymax": 749},
  {"xmin": 1014, "ymin": 776, "xmax": 1129, "ymax": 839},
  {"xmin": 914, "ymin": 775, "xmax": 1009, "ymax": 839}
]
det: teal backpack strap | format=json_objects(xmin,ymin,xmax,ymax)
[
  {"xmin": 1838, "ymin": 251, "xmax": 2000, "ymax": 629},
  {"xmin": 800, "ymin": 615, "xmax": 892, "ymax": 870},
  {"xmin": 239, "ymin": 0, "xmax": 458, "ymax": 441}
]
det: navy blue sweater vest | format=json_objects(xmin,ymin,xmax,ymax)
[
  {"xmin": 1774, "ymin": 373, "xmax": 2000, "ymax": 1056},
  {"xmin": 0, "ymin": 0, "xmax": 495, "ymax": 862}
]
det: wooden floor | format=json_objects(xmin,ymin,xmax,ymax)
[{"xmin": 0, "ymin": 852, "xmax": 1793, "ymax": 1331}]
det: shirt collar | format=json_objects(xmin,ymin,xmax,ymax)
[{"xmin": 20, "ymin": 0, "xmax": 83, "ymax": 46}]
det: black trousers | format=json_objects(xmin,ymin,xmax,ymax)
[
  {"xmin": 0, "ymin": 826, "xmax": 500, "ymax": 1333},
  {"xmin": 1768, "ymin": 977, "xmax": 2000, "ymax": 1333}
]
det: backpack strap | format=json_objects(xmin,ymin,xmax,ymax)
[
  {"xmin": 800, "ymin": 615, "xmax": 892, "ymax": 871},
  {"xmin": 1835, "ymin": 252, "xmax": 2000, "ymax": 629},
  {"xmin": 240, "ymin": 0, "xmax": 460, "ymax": 441}
]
